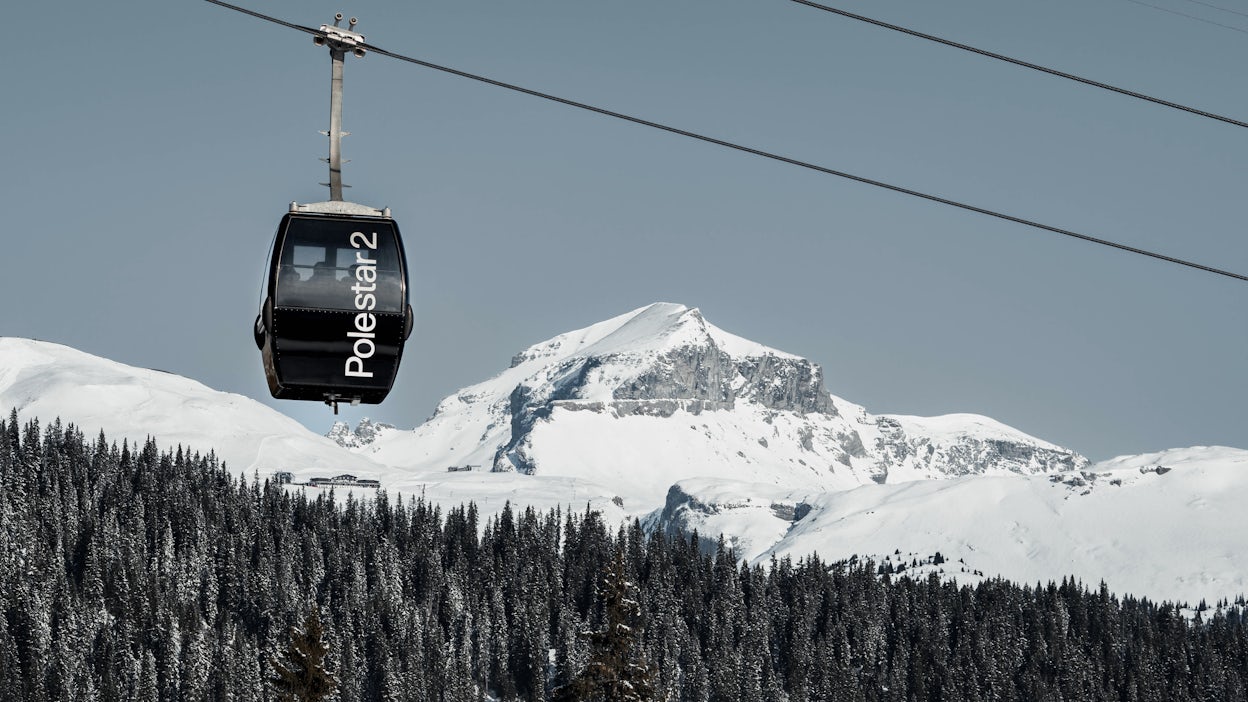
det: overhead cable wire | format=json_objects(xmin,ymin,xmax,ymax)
[
  {"xmin": 792, "ymin": 0, "xmax": 1248, "ymax": 125},
  {"xmin": 1184, "ymin": 0, "xmax": 1248, "ymax": 20},
  {"xmin": 201, "ymin": 0, "xmax": 1248, "ymax": 284},
  {"xmin": 1121, "ymin": 0, "xmax": 1248, "ymax": 32},
  {"xmin": 202, "ymin": 0, "xmax": 320, "ymax": 35}
]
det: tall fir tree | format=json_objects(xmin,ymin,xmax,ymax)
[
  {"xmin": 555, "ymin": 550, "xmax": 658, "ymax": 702},
  {"xmin": 270, "ymin": 606, "xmax": 337, "ymax": 702}
]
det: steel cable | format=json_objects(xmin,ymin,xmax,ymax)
[{"xmin": 201, "ymin": 0, "xmax": 1248, "ymax": 283}]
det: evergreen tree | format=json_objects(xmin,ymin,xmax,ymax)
[
  {"xmin": 555, "ymin": 550, "xmax": 658, "ymax": 702},
  {"xmin": 269, "ymin": 606, "xmax": 337, "ymax": 702},
  {"xmin": 10, "ymin": 412, "xmax": 1248, "ymax": 701}
]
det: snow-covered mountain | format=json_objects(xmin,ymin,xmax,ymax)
[
  {"xmin": 0, "ymin": 337, "xmax": 385, "ymax": 479},
  {"xmin": 656, "ymin": 446, "xmax": 1248, "ymax": 605},
  {"xmin": 350, "ymin": 303, "xmax": 1086, "ymax": 508},
  {"xmin": 3, "ymin": 303, "xmax": 1245, "ymax": 605}
]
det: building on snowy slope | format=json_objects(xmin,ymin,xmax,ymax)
[{"xmin": 306, "ymin": 474, "xmax": 380, "ymax": 488}]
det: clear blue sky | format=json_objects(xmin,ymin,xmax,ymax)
[{"xmin": 6, "ymin": 0, "xmax": 1245, "ymax": 461}]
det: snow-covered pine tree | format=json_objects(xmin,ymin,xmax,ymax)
[
  {"xmin": 269, "ymin": 606, "xmax": 337, "ymax": 702},
  {"xmin": 554, "ymin": 549, "xmax": 658, "ymax": 702}
]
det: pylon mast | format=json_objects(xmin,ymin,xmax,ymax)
[{"xmin": 314, "ymin": 14, "xmax": 367, "ymax": 202}]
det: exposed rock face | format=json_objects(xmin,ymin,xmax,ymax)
[
  {"xmin": 737, "ymin": 354, "xmax": 834, "ymax": 415},
  {"xmin": 327, "ymin": 418, "xmax": 395, "ymax": 449},
  {"xmin": 892, "ymin": 434, "xmax": 1085, "ymax": 477},
  {"xmin": 872, "ymin": 413, "xmax": 1088, "ymax": 480},
  {"xmin": 654, "ymin": 481, "xmax": 815, "ymax": 556},
  {"xmin": 615, "ymin": 347, "xmax": 735, "ymax": 407},
  {"xmin": 867, "ymin": 426, "xmax": 1085, "ymax": 484},
  {"xmin": 609, "ymin": 308, "xmax": 833, "ymax": 412}
]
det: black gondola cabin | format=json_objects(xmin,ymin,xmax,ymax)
[{"xmin": 254, "ymin": 201, "xmax": 412, "ymax": 407}]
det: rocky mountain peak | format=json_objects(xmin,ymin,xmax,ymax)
[
  {"xmin": 502, "ymin": 303, "xmax": 825, "ymax": 408},
  {"xmin": 358, "ymin": 304, "xmax": 1087, "ymax": 501},
  {"xmin": 491, "ymin": 305, "xmax": 837, "ymax": 472},
  {"xmin": 327, "ymin": 417, "xmax": 395, "ymax": 449}
]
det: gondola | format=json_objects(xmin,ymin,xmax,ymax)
[
  {"xmin": 254, "ymin": 201, "xmax": 412, "ymax": 409},
  {"xmin": 252, "ymin": 15, "xmax": 413, "ymax": 411}
]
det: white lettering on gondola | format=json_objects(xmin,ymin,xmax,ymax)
[{"xmin": 345, "ymin": 231, "xmax": 379, "ymax": 379}]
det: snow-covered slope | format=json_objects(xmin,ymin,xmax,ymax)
[
  {"xmin": 0, "ymin": 337, "xmax": 384, "ymax": 479},
  {"xmin": 354, "ymin": 303, "xmax": 1086, "ymax": 509},
  {"xmin": 0, "ymin": 337, "xmax": 628, "ymax": 522},
  {"xmin": 656, "ymin": 446, "xmax": 1248, "ymax": 605}
]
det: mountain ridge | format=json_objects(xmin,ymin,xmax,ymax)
[
  {"xmin": 656, "ymin": 444, "xmax": 1248, "ymax": 604},
  {"xmin": 2, "ymin": 303, "xmax": 1241, "ymax": 603},
  {"xmin": 351, "ymin": 302, "xmax": 1087, "ymax": 508}
]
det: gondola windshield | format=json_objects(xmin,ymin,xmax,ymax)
[{"xmin": 276, "ymin": 217, "xmax": 404, "ymax": 312}]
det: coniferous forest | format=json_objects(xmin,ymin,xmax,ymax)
[{"xmin": 5, "ymin": 412, "xmax": 1248, "ymax": 701}]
